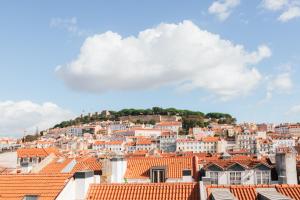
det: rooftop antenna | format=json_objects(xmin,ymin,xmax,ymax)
[{"xmin": 23, "ymin": 130, "xmax": 27, "ymax": 143}]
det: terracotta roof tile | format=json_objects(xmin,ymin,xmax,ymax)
[
  {"xmin": 276, "ymin": 184, "xmax": 300, "ymax": 200},
  {"xmin": 201, "ymin": 137, "xmax": 219, "ymax": 143},
  {"xmin": 207, "ymin": 185, "xmax": 300, "ymax": 200},
  {"xmin": 0, "ymin": 174, "xmax": 71, "ymax": 200},
  {"xmin": 87, "ymin": 182, "xmax": 199, "ymax": 200},
  {"xmin": 204, "ymin": 160, "xmax": 272, "ymax": 170},
  {"xmin": 17, "ymin": 148, "xmax": 60, "ymax": 158},
  {"xmin": 105, "ymin": 141, "xmax": 123, "ymax": 145},
  {"xmin": 124, "ymin": 156, "xmax": 196, "ymax": 179},
  {"xmin": 156, "ymin": 121, "xmax": 182, "ymax": 126},
  {"xmin": 136, "ymin": 139, "xmax": 152, "ymax": 145},
  {"xmin": 40, "ymin": 157, "xmax": 102, "ymax": 174},
  {"xmin": 40, "ymin": 158, "xmax": 73, "ymax": 174},
  {"xmin": 71, "ymin": 157, "xmax": 102, "ymax": 173}
]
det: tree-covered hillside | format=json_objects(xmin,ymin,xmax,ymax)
[{"xmin": 53, "ymin": 107, "xmax": 236, "ymax": 131}]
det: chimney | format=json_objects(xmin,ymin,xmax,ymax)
[
  {"xmin": 182, "ymin": 169, "xmax": 193, "ymax": 182},
  {"xmin": 102, "ymin": 157, "xmax": 127, "ymax": 183},
  {"xmin": 109, "ymin": 157, "xmax": 127, "ymax": 183},
  {"xmin": 275, "ymin": 148, "xmax": 297, "ymax": 184},
  {"xmin": 74, "ymin": 170, "xmax": 94, "ymax": 200}
]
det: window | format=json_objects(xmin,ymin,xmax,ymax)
[
  {"xmin": 151, "ymin": 168, "xmax": 166, "ymax": 183},
  {"xmin": 230, "ymin": 172, "xmax": 242, "ymax": 185},
  {"xmin": 23, "ymin": 195, "xmax": 39, "ymax": 200},
  {"xmin": 256, "ymin": 171, "xmax": 270, "ymax": 184},
  {"xmin": 210, "ymin": 172, "xmax": 219, "ymax": 184}
]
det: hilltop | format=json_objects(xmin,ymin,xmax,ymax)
[{"xmin": 52, "ymin": 107, "xmax": 236, "ymax": 132}]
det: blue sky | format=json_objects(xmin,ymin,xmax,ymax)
[{"xmin": 0, "ymin": 0, "xmax": 300, "ymax": 136}]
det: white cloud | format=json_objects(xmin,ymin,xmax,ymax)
[
  {"xmin": 208, "ymin": 0, "xmax": 240, "ymax": 21},
  {"xmin": 50, "ymin": 17, "xmax": 89, "ymax": 36},
  {"xmin": 56, "ymin": 20, "xmax": 271, "ymax": 100},
  {"xmin": 262, "ymin": 0, "xmax": 289, "ymax": 11},
  {"xmin": 262, "ymin": 71, "xmax": 293, "ymax": 102},
  {"xmin": 262, "ymin": 0, "xmax": 300, "ymax": 22},
  {"xmin": 268, "ymin": 72, "xmax": 293, "ymax": 92},
  {"xmin": 0, "ymin": 101, "xmax": 74, "ymax": 137},
  {"xmin": 278, "ymin": 6, "xmax": 300, "ymax": 21}
]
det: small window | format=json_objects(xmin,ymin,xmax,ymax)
[
  {"xmin": 230, "ymin": 172, "xmax": 242, "ymax": 185},
  {"xmin": 210, "ymin": 172, "xmax": 219, "ymax": 184},
  {"xmin": 23, "ymin": 195, "xmax": 39, "ymax": 200},
  {"xmin": 151, "ymin": 167, "xmax": 166, "ymax": 183},
  {"xmin": 256, "ymin": 171, "xmax": 270, "ymax": 184}
]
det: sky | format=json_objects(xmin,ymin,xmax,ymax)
[{"xmin": 0, "ymin": 0, "xmax": 300, "ymax": 137}]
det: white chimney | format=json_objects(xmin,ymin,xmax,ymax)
[
  {"xmin": 110, "ymin": 157, "xmax": 127, "ymax": 183},
  {"xmin": 182, "ymin": 169, "xmax": 193, "ymax": 182},
  {"xmin": 74, "ymin": 171, "xmax": 94, "ymax": 200},
  {"xmin": 275, "ymin": 149, "xmax": 297, "ymax": 184}
]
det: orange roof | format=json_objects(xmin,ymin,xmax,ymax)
[
  {"xmin": 125, "ymin": 142, "xmax": 135, "ymax": 147},
  {"xmin": 201, "ymin": 137, "xmax": 219, "ymax": 143},
  {"xmin": 40, "ymin": 157, "xmax": 102, "ymax": 174},
  {"xmin": 124, "ymin": 156, "xmax": 196, "ymax": 179},
  {"xmin": 136, "ymin": 139, "xmax": 152, "ymax": 145},
  {"xmin": 276, "ymin": 184, "xmax": 300, "ymax": 199},
  {"xmin": 161, "ymin": 131, "xmax": 175, "ymax": 136},
  {"xmin": 87, "ymin": 182, "xmax": 199, "ymax": 200},
  {"xmin": 40, "ymin": 158, "xmax": 73, "ymax": 174},
  {"xmin": 105, "ymin": 141, "xmax": 123, "ymax": 145},
  {"xmin": 125, "ymin": 150, "xmax": 149, "ymax": 158},
  {"xmin": 94, "ymin": 141, "xmax": 106, "ymax": 145},
  {"xmin": 204, "ymin": 159, "xmax": 271, "ymax": 170},
  {"xmin": 0, "ymin": 174, "xmax": 71, "ymax": 200},
  {"xmin": 156, "ymin": 121, "xmax": 182, "ymax": 126},
  {"xmin": 71, "ymin": 157, "xmax": 102, "ymax": 173},
  {"xmin": 17, "ymin": 147, "xmax": 60, "ymax": 158},
  {"xmin": 206, "ymin": 185, "xmax": 300, "ymax": 200}
]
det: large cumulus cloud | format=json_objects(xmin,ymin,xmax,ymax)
[
  {"xmin": 0, "ymin": 101, "xmax": 74, "ymax": 137},
  {"xmin": 56, "ymin": 20, "xmax": 271, "ymax": 100}
]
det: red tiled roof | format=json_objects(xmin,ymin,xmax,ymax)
[
  {"xmin": 276, "ymin": 184, "xmax": 300, "ymax": 200},
  {"xmin": 17, "ymin": 147, "xmax": 60, "ymax": 158},
  {"xmin": 204, "ymin": 160, "xmax": 271, "ymax": 170},
  {"xmin": 71, "ymin": 157, "xmax": 102, "ymax": 173},
  {"xmin": 0, "ymin": 174, "xmax": 71, "ymax": 200},
  {"xmin": 156, "ymin": 121, "xmax": 182, "ymax": 126},
  {"xmin": 94, "ymin": 141, "xmax": 106, "ymax": 145},
  {"xmin": 136, "ymin": 139, "xmax": 152, "ymax": 145},
  {"xmin": 124, "ymin": 156, "xmax": 196, "ymax": 179},
  {"xmin": 87, "ymin": 182, "xmax": 199, "ymax": 200},
  {"xmin": 40, "ymin": 157, "xmax": 102, "ymax": 174},
  {"xmin": 201, "ymin": 137, "xmax": 219, "ymax": 143},
  {"xmin": 40, "ymin": 158, "xmax": 73, "ymax": 174},
  {"xmin": 206, "ymin": 185, "xmax": 300, "ymax": 200},
  {"xmin": 125, "ymin": 150, "xmax": 149, "ymax": 158},
  {"xmin": 105, "ymin": 141, "xmax": 123, "ymax": 145}
]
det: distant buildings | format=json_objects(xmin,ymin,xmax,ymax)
[
  {"xmin": 3, "ymin": 115, "xmax": 300, "ymax": 200},
  {"xmin": 275, "ymin": 123, "xmax": 300, "ymax": 136},
  {"xmin": 176, "ymin": 137, "xmax": 221, "ymax": 154}
]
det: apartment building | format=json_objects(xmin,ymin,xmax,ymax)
[
  {"xmin": 176, "ymin": 137, "xmax": 220, "ymax": 153},
  {"xmin": 201, "ymin": 160, "xmax": 272, "ymax": 185}
]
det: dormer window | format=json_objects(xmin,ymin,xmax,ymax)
[
  {"xmin": 229, "ymin": 171, "xmax": 242, "ymax": 185},
  {"xmin": 209, "ymin": 172, "xmax": 219, "ymax": 184},
  {"xmin": 150, "ymin": 166, "xmax": 166, "ymax": 183},
  {"xmin": 256, "ymin": 170, "xmax": 270, "ymax": 184},
  {"xmin": 23, "ymin": 195, "xmax": 39, "ymax": 200}
]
